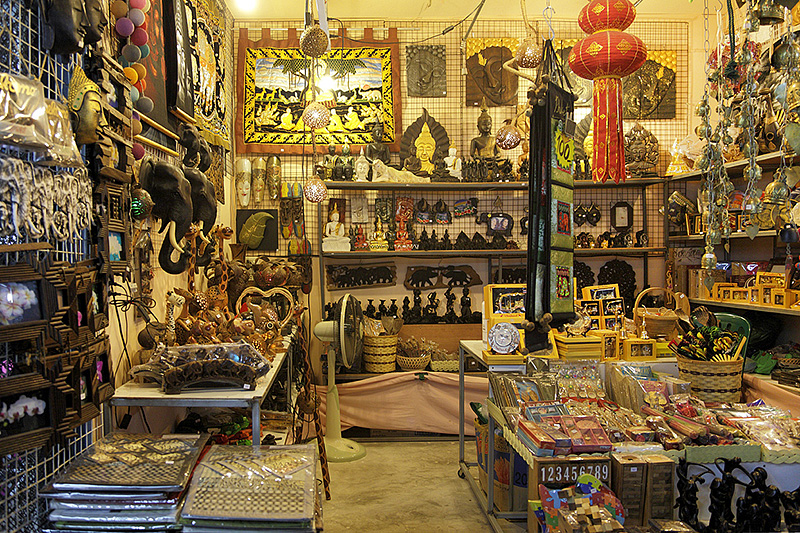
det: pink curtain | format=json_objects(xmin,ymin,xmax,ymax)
[{"xmin": 314, "ymin": 372, "xmax": 489, "ymax": 436}]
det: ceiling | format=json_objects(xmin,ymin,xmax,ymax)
[{"xmin": 227, "ymin": 0, "xmax": 707, "ymax": 22}]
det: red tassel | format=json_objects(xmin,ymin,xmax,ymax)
[{"xmin": 592, "ymin": 78, "xmax": 626, "ymax": 184}]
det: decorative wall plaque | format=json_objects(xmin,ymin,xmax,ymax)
[
  {"xmin": 465, "ymin": 38, "xmax": 519, "ymax": 107},
  {"xmin": 406, "ymin": 45, "xmax": 446, "ymax": 98}
]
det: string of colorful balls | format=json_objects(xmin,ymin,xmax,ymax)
[{"xmin": 111, "ymin": 0, "xmax": 151, "ymax": 160}]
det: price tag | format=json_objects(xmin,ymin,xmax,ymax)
[{"xmin": 554, "ymin": 126, "xmax": 574, "ymax": 172}]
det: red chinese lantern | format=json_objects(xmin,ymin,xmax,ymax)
[{"xmin": 569, "ymin": 0, "xmax": 647, "ymax": 183}]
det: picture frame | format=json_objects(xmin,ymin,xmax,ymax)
[
  {"xmin": 761, "ymin": 284, "xmax": 781, "ymax": 305},
  {"xmin": 720, "ymin": 288, "xmax": 733, "ymax": 301},
  {"xmin": 713, "ymin": 283, "xmax": 737, "ymax": 301},
  {"xmin": 749, "ymin": 287, "xmax": 759, "ymax": 304},
  {"xmin": 730, "ymin": 288, "xmax": 749, "ymax": 302},
  {"xmin": 44, "ymin": 355, "xmax": 82, "ymax": 445},
  {"xmin": 604, "ymin": 317, "xmax": 618, "ymax": 330},
  {"xmin": 580, "ymin": 300, "xmax": 601, "ymax": 317},
  {"xmin": 0, "ymin": 259, "xmax": 50, "ymax": 343},
  {"xmin": 772, "ymin": 289, "xmax": 786, "ymax": 307},
  {"xmin": 589, "ymin": 318, "xmax": 601, "ymax": 330},
  {"xmin": 582, "ymin": 284, "xmax": 620, "ymax": 301},
  {"xmin": 601, "ymin": 297, "xmax": 625, "ymax": 317},
  {"xmin": 756, "ymin": 272, "xmax": 786, "ymax": 288},
  {"xmin": 610, "ymin": 201, "xmax": 634, "ymax": 232},
  {"xmin": 0, "ymin": 371, "xmax": 55, "ymax": 456},
  {"xmin": 94, "ymin": 181, "xmax": 131, "ymax": 276}
]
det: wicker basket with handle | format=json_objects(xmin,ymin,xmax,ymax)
[
  {"xmin": 634, "ymin": 287, "xmax": 680, "ymax": 341},
  {"xmin": 676, "ymin": 356, "xmax": 744, "ymax": 403}
]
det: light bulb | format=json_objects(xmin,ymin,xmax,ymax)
[
  {"xmin": 318, "ymin": 74, "xmax": 336, "ymax": 93},
  {"xmin": 302, "ymin": 101, "xmax": 331, "ymax": 129}
]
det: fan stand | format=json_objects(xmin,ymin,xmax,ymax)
[{"xmin": 325, "ymin": 347, "xmax": 366, "ymax": 462}]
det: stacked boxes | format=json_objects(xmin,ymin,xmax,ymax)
[
  {"xmin": 610, "ymin": 453, "xmax": 647, "ymax": 526},
  {"xmin": 643, "ymin": 455, "xmax": 675, "ymax": 523}
]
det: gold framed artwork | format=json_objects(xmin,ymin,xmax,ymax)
[
  {"xmin": 582, "ymin": 284, "xmax": 620, "ymax": 301},
  {"xmin": 236, "ymin": 27, "xmax": 402, "ymax": 155},
  {"xmin": 756, "ymin": 272, "xmax": 785, "ymax": 288},
  {"xmin": 465, "ymin": 38, "xmax": 519, "ymax": 107}
]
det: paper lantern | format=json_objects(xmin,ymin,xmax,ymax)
[
  {"xmin": 303, "ymin": 177, "xmax": 328, "ymax": 203},
  {"xmin": 516, "ymin": 36, "xmax": 542, "ymax": 69},
  {"xmin": 568, "ymin": 0, "xmax": 647, "ymax": 183},
  {"xmin": 122, "ymin": 43, "xmax": 141, "ymax": 62},
  {"xmin": 131, "ymin": 28, "xmax": 149, "ymax": 46},
  {"xmin": 300, "ymin": 24, "xmax": 328, "ymax": 58},
  {"xmin": 132, "ymin": 63, "xmax": 146, "ymax": 80},
  {"xmin": 302, "ymin": 101, "xmax": 331, "ymax": 129},
  {"xmin": 111, "ymin": 0, "xmax": 129, "ymax": 18},
  {"xmin": 129, "ymin": 0, "xmax": 146, "ymax": 9},
  {"xmin": 132, "ymin": 142, "xmax": 146, "ymax": 160},
  {"xmin": 128, "ymin": 8, "xmax": 145, "ymax": 26},
  {"xmin": 115, "ymin": 17, "xmax": 135, "ymax": 37},
  {"xmin": 123, "ymin": 66, "xmax": 139, "ymax": 84},
  {"xmin": 136, "ymin": 96, "xmax": 154, "ymax": 113}
]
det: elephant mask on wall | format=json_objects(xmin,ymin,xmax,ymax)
[
  {"xmin": 139, "ymin": 124, "xmax": 218, "ymax": 275},
  {"xmin": 139, "ymin": 157, "xmax": 193, "ymax": 275}
]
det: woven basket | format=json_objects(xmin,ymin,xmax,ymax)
[
  {"xmin": 364, "ymin": 334, "xmax": 399, "ymax": 347},
  {"xmin": 363, "ymin": 352, "xmax": 396, "ymax": 364},
  {"xmin": 397, "ymin": 353, "xmax": 431, "ymax": 371},
  {"xmin": 364, "ymin": 361, "xmax": 396, "ymax": 373},
  {"xmin": 634, "ymin": 287, "xmax": 680, "ymax": 341},
  {"xmin": 676, "ymin": 355, "xmax": 744, "ymax": 403},
  {"xmin": 430, "ymin": 359, "xmax": 459, "ymax": 372}
]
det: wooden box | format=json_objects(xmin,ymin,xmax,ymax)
[
  {"xmin": 759, "ymin": 284, "xmax": 782, "ymax": 306},
  {"xmin": 729, "ymin": 288, "xmax": 750, "ymax": 303},
  {"xmin": 611, "ymin": 453, "xmax": 647, "ymax": 526},
  {"xmin": 622, "ymin": 338, "xmax": 656, "ymax": 361},
  {"xmin": 587, "ymin": 329, "xmax": 619, "ymax": 361},
  {"xmin": 771, "ymin": 288, "xmax": 798, "ymax": 308},
  {"xmin": 528, "ymin": 455, "xmax": 611, "ymax": 498},
  {"xmin": 643, "ymin": 455, "xmax": 675, "ymax": 523},
  {"xmin": 712, "ymin": 282, "xmax": 737, "ymax": 301}
]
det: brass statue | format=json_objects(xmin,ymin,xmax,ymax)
[
  {"xmin": 624, "ymin": 123, "xmax": 659, "ymax": 178},
  {"xmin": 470, "ymin": 100, "xmax": 499, "ymax": 159},
  {"xmin": 67, "ymin": 65, "xmax": 106, "ymax": 145}
]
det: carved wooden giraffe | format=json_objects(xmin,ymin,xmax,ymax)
[{"xmin": 165, "ymin": 290, "xmax": 185, "ymax": 346}]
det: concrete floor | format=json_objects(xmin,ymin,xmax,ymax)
[{"xmin": 322, "ymin": 441, "xmax": 527, "ymax": 533}]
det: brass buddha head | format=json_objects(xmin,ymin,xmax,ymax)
[{"xmin": 67, "ymin": 66, "xmax": 105, "ymax": 145}]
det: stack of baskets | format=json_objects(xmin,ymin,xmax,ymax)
[{"xmin": 363, "ymin": 334, "xmax": 398, "ymax": 373}]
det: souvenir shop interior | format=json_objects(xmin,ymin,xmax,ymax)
[{"xmin": 4, "ymin": 0, "xmax": 800, "ymax": 531}]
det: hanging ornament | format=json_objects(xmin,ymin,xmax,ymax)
[
  {"xmin": 495, "ymin": 119, "xmax": 523, "ymax": 150},
  {"xmin": 303, "ymin": 176, "xmax": 328, "ymax": 203},
  {"xmin": 568, "ymin": 0, "xmax": 647, "ymax": 183},
  {"xmin": 131, "ymin": 188, "xmax": 154, "ymax": 220},
  {"xmin": 300, "ymin": 24, "xmax": 329, "ymax": 58},
  {"xmin": 302, "ymin": 101, "xmax": 331, "ymax": 130}
]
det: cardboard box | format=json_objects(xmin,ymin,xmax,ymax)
[
  {"xmin": 611, "ymin": 453, "xmax": 647, "ymax": 526},
  {"xmin": 643, "ymin": 455, "xmax": 675, "ymax": 523},
  {"xmin": 474, "ymin": 418, "xmax": 528, "ymax": 512},
  {"xmin": 528, "ymin": 455, "xmax": 611, "ymax": 499}
]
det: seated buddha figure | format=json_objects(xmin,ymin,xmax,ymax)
[{"xmin": 469, "ymin": 103, "xmax": 499, "ymax": 160}]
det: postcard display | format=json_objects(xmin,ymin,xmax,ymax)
[{"xmin": 525, "ymin": 81, "xmax": 576, "ymax": 352}]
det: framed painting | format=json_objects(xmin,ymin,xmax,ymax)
[
  {"xmin": 163, "ymin": 0, "xmax": 196, "ymax": 123},
  {"xmin": 0, "ymin": 260, "xmax": 50, "ymax": 343},
  {"xmin": 186, "ymin": 0, "xmax": 230, "ymax": 149},
  {"xmin": 236, "ymin": 27, "xmax": 402, "ymax": 155},
  {"xmin": 0, "ymin": 372, "xmax": 55, "ymax": 456},
  {"xmin": 465, "ymin": 37, "xmax": 519, "ymax": 107}
]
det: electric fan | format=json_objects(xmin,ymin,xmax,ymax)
[{"xmin": 312, "ymin": 293, "xmax": 366, "ymax": 462}]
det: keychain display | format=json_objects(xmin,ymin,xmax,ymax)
[{"xmin": 454, "ymin": 197, "xmax": 478, "ymax": 217}]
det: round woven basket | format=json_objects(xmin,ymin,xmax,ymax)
[
  {"xmin": 634, "ymin": 287, "xmax": 680, "ymax": 340},
  {"xmin": 364, "ymin": 361, "xmax": 396, "ymax": 373},
  {"xmin": 397, "ymin": 353, "xmax": 431, "ymax": 372},
  {"xmin": 363, "ymin": 352, "xmax": 396, "ymax": 364},
  {"xmin": 676, "ymin": 355, "xmax": 744, "ymax": 403},
  {"xmin": 363, "ymin": 334, "xmax": 399, "ymax": 347}
]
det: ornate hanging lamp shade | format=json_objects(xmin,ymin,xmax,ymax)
[{"xmin": 568, "ymin": 0, "xmax": 647, "ymax": 183}]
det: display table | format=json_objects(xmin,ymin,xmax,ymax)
[{"xmin": 111, "ymin": 334, "xmax": 294, "ymax": 446}]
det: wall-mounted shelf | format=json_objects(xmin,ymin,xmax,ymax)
[
  {"xmin": 321, "ymin": 250, "xmax": 527, "ymax": 259},
  {"xmin": 668, "ymin": 230, "xmax": 778, "ymax": 242},
  {"xmin": 689, "ymin": 298, "xmax": 800, "ymax": 317},
  {"xmin": 323, "ymin": 181, "xmax": 528, "ymax": 191},
  {"xmin": 574, "ymin": 246, "xmax": 667, "ymax": 257},
  {"xmin": 574, "ymin": 177, "xmax": 666, "ymax": 189},
  {"xmin": 668, "ymin": 151, "xmax": 784, "ymax": 182}
]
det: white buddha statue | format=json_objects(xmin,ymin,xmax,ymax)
[
  {"xmin": 444, "ymin": 147, "xmax": 462, "ymax": 179},
  {"xmin": 322, "ymin": 205, "xmax": 351, "ymax": 252},
  {"xmin": 355, "ymin": 148, "xmax": 370, "ymax": 182}
]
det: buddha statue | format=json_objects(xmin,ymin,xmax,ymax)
[
  {"xmin": 68, "ymin": 66, "xmax": 106, "ymax": 145},
  {"xmin": 354, "ymin": 148, "xmax": 370, "ymax": 181},
  {"xmin": 353, "ymin": 225, "xmax": 369, "ymax": 250},
  {"xmin": 42, "ymin": 0, "xmax": 88, "ymax": 55},
  {"xmin": 444, "ymin": 147, "xmax": 462, "ymax": 179},
  {"xmin": 394, "ymin": 218, "xmax": 413, "ymax": 251},
  {"xmin": 322, "ymin": 205, "xmax": 351, "ymax": 252},
  {"xmin": 365, "ymin": 122, "xmax": 391, "ymax": 165},
  {"xmin": 413, "ymin": 122, "xmax": 436, "ymax": 174},
  {"xmin": 469, "ymin": 100, "xmax": 498, "ymax": 160},
  {"xmin": 341, "ymin": 143, "xmax": 354, "ymax": 180},
  {"xmin": 369, "ymin": 218, "xmax": 389, "ymax": 251},
  {"xmin": 323, "ymin": 144, "xmax": 337, "ymax": 180}
]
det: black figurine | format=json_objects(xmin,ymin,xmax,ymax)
[
  {"xmin": 675, "ymin": 458, "xmax": 707, "ymax": 532},
  {"xmin": 460, "ymin": 287, "xmax": 473, "ymax": 323},
  {"xmin": 388, "ymin": 298, "xmax": 398, "ymax": 318},
  {"xmin": 782, "ymin": 485, "xmax": 800, "ymax": 531},
  {"xmin": 455, "ymin": 231, "xmax": 471, "ymax": 250},
  {"xmin": 443, "ymin": 287, "xmax": 457, "ymax": 323},
  {"xmin": 418, "ymin": 228, "xmax": 431, "ymax": 251},
  {"xmin": 402, "ymin": 296, "xmax": 411, "ymax": 321},
  {"xmin": 429, "ymin": 229, "xmax": 440, "ymax": 250},
  {"xmin": 377, "ymin": 299, "xmax": 388, "ymax": 319},
  {"xmin": 407, "ymin": 289, "xmax": 423, "ymax": 324},
  {"xmin": 366, "ymin": 299, "xmax": 376, "ymax": 319},
  {"xmin": 423, "ymin": 291, "xmax": 439, "ymax": 323},
  {"xmin": 442, "ymin": 229, "xmax": 452, "ymax": 250}
]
